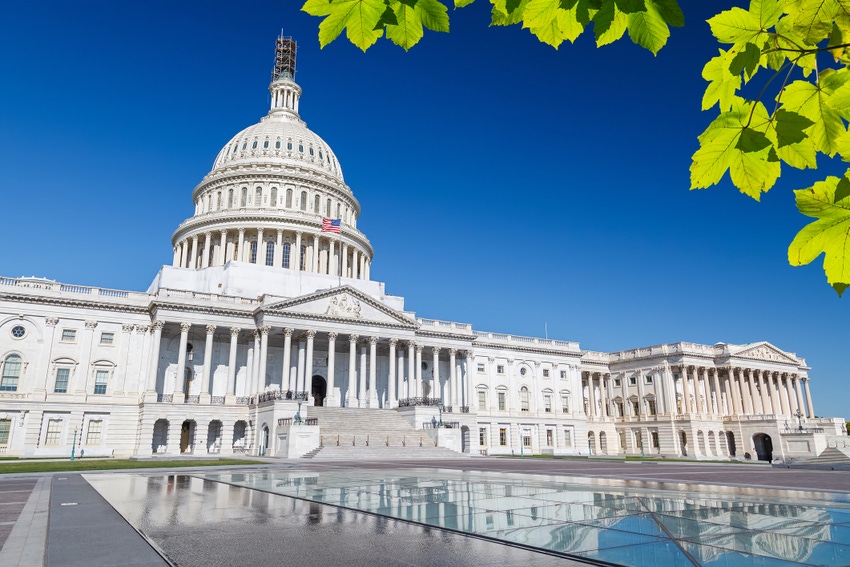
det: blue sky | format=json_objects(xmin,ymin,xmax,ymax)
[{"xmin": 1, "ymin": 1, "xmax": 848, "ymax": 419}]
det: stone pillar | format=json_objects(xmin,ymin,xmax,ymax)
[
  {"xmin": 415, "ymin": 344, "xmax": 424, "ymax": 400},
  {"xmin": 358, "ymin": 341, "xmax": 367, "ymax": 406},
  {"xmin": 226, "ymin": 327, "xmax": 239, "ymax": 401},
  {"xmin": 587, "ymin": 372, "xmax": 597, "ymax": 418},
  {"xmin": 202, "ymin": 232, "xmax": 211, "ymax": 268},
  {"xmin": 778, "ymin": 373, "xmax": 791, "ymax": 416},
  {"xmin": 258, "ymin": 326, "xmax": 270, "ymax": 392},
  {"xmin": 369, "ymin": 336, "xmax": 379, "ymax": 407},
  {"xmin": 281, "ymin": 328, "xmax": 293, "ymax": 392},
  {"xmin": 347, "ymin": 335, "xmax": 359, "ymax": 407},
  {"xmin": 256, "ymin": 228, "xmax": 265, "ymax": 265},
  {"xmin": 464, "ymin": 351, "xmax": 474, "ymax": 409},
  {"xmin": 431, "ymin": 347, "xmax": 441, "ymax": 402},
  {"xmin": 794, "ymin": 375, "xmax": 805, "ymax": 415},
  {"xmin": 710, "ymin": 369, "xmax": 721, "ymax": 415},
  {"xmin": 804, "ymin": 377, "xmax": 815, "ymax": 418},
  {"xmin": 342, "ymin": 243, "xmax": 349, "ymax": 278},
  {"xmin": 329, "ymin": 239, "xmax": 336, "ymax": 276},
  {"xmin": 275, "ymin": 229, "xmax": 283, "ymax": 267},
  {"xmin": 726, "ymin": 368, "xmax": 740, "ymax": 416},
  {"xmin": 352, "ymin": 249, "xmax": 359, "ymax": 278},
  {"xmin": 744, "ymin": 369, "xmax": 757, "ymax": 414},
  {"xmin": 296, "ymin": 337, "xmax": 306, "ymax": 395},
  {"xmin": 295, "ymin": 231, "xmax": 303, "ymax": 270},
  {"xmin": 305, "ymin": 330, "xmax": 316, "ymax": 404},
  {"xmin": 147, "ymin": 321, "xmax": 164, "ymax": 396},
  {"xmin": 312, "ymin": 234, "xmax": 319, "ymax": 273},
  {"xmin": 409, "ymin": 343, "xmax": 416, "ymax": 400},
  {"xmin": 201, "ymin": 324, "xmax": 215, "ymax": 402},
  {"xmin": 178, "ymin": 240, "xmax": 187, "ymax": 267},
  {"xmin": 326, "ymin": 332, "xmax": 337, "ymax": 407},
  {"xmin": 681, "ymin": 366, "xmax": 691, "ymax": 414},
  {"xmin": 189, "ymin": 235, "xmax": 198, "ymax": 269},
  {"xmin": 219, "ymin": 229, "xmax": 227, "ymax": 265},
  {"xmin": 174, "ymin": 322, "xmax": 191, "ymax": 402},
  {"xmin": 388, "ymin": 338, "xmax": 397, "ymax": 407},
  {"xmin": 251, "ymin": 331, "xmax": 261, "ymax": 395},
  {"xmin": 172, "ymin": 246, "xmax": 180, "ymax": 266},
  {"xmin": 237, "ymin": 228, "xmax": 245, "ymax": 262},
  {"xmin": 448, "ymin": 348, "xmax": 457, "ymax": 407},
  {"xmin": 696, "ymin": 367, "xmax": 707, "ymax": 415},
  {"xmin": 758, "ymin": 370, "xmax": 771, "ymax": 414}
]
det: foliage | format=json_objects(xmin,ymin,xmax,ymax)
[
  {"xmin": 0, "ymin": 458, "xmax": 263, "ymax": 474},
  {"xmin": 300, "ymin": 0, "xmax": 850, "ymax": 294}
]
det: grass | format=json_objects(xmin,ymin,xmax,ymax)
[{"xmin": 0, "ymin": 458, "xmax": 265, "ymax": 474}]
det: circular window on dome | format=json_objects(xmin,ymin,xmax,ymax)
[
  {"xmin": 11, "ymin": 325, "xmax": 25, "ymax": 339},
  {"xmin": 520, "ymin": 367, "xmax": 527, "ymax": 376}
]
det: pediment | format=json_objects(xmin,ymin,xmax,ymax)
[
  {"xmin": 261, "ymin": 286, "xmax": 417, "ymax": 329},
  {"xmin": 730, "ymin": 342, "xmax": 799, "ymax": 365}
]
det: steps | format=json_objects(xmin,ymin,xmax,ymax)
[{"xmin": 304, "ymin": 406, "xmax": 464, "ymax": 460}]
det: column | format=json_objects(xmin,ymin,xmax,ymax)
[
  {"xmin": 342, "ymin": 243, "xmax": 349, "ymax": 278},
  {"xmin": 587, "ymin": 372, "xmax": 597, "ymax": 418},
  {"xmin": 680, "ymin": 366, "xmax": 691, "ymax": 414},
  {"xmin": 202, "ymin": 232, "xmax": 211, "ymax": 268},
  {"xmin": 296, "ymin": 337, "xmax": 306, "ymax": 395},
  {"xmin": 189, "ymin": 235, "xmax": 198, "ymax": 268},
  {"xmin": 312, "ymin": 234, "xmax": 319, "ymax": 272},
  {"xmin": 329, "ymin": 238, "xmax": 336, "ymax": 276},
  {"xmin": 258, "ymin": 326, "xmax": 270, "ymax": 392},
  {"xmin": 663, "ymin": 364, "xmax": 676, "ymax": 415},
  {"xmin": 726, "ymin": 368, "xmax": 740, "ymax": 416},
  {"xmin": 172, "ymin": 246, "xmax": 180, "ymax": 266},
  {"xmin": 369, "ymin": 336, "xmax": 379, "ymax": 407},
  {"xmin": 326, "ymin": 332, "xmax": 337, "ymax": 406},
  {"xmin": 237, "ymin": 229, "xmax": 245, "ymax": 262},
  {"xmin": 256, "ymin": 228, "xmax": 265, "ymax": 265},
  {"xmin": 804, "ymin": 377, "xmax": 815, "ymax": 417},
  {"xmin": 415, "ymin": 344, "xmax": 424, "ymax": 400},
  {"xmin": 295, "ymin": 231, "xmax": 303, "ymax": 270},
  {"xmin": 710, "ymin": 369, "xmax": 721, "ymax": 415},
  {"xmin": 280, "ymin": 328, "xmax": 293, "ymax": 392},
  {"xmin": 397, "ymin": 343, "xmax": 406, "ymax": 399},
  {"xmin": 448, "ymin": 348, "xmax": 457, "ymax": 407},
  {"xmin": 757, "ymin": 370, "xmax": 771, "ymax": 414},
  {"xmin": 432, "ymin": 347, "xmax": 441, "ymax": 402},
  {"xmin": 778, "ymin": 373, "xmax": 791, "ymax": 416},
  {"xmin": 464, "ymin": 351, "xmax": 474, "ymax": 409},
  {"xmin": 358, "ymin": 340, "xmax": 367, "ymax": 405},
  {"xmin": 794, "ymin": 375, "xmax": 805, "ymax": 415},
  {"xmin": 599, "ymin": 372, "xmax": 609, "ymax": 417},
  {"xmin": 352, "ymin": 249, "xmax": 359, "ymax": 278},
  {"xmin": 745, "ymin": 369, "xmax": 758, "ymax": 414},
  {"xmin": 226, "ymin": 327, "xmax": 239, "ymax": 400},
  {"xmin": 147, "ymin": 321, "xmax": 164, "ymax": 394},
  {"xmin": 219, "ymin": 229, "xmax": 227, "ymax": 265},
  {"xmin": 388, "ymin": 338, "xmax": 397, "ymax": 407},
  {"xmin": 201, "ymin": 324, "xmax": 215, "ymax": 401},
  {"xmin": 696, "ymin": 367, "xmax": 707, "ymax": 415},
  {"xmin": 173, "ymin": 322, "xmax": 191, "ymax": 401},
  {"xmin": 347, "ymin": 335, "xmax": 359, "ymax": 406},
  {"xmin": 409, "ymin": 343, "xmax": 416, "ymax": 400},
  {"xmin": 305, "ymin": 330, "xmax": 315, "ymax": 404},
  {"xmin": 359, "ymin": 254, "xmax": 366, "ymax": 280},
  {"xmin": 179, "ymin": 240, "xmax": 188, "ymax": 267}
]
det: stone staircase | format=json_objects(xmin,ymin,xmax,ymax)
[
  {"xmin": 805, "ymin": 446, "xmax": 850, "ymax": 465},
  {"xmin": 304, "ymin": 406, "xmax": 464, "ymax": 460}
]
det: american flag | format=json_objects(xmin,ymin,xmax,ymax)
[{"xmin": 321, "ymin": 218, "xmax": 341, "ymax": 234}]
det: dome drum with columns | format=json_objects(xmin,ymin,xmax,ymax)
[{"xmin": 0, "ymin": 34, "xmax": 845, "ymax": 462}]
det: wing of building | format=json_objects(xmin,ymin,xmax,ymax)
[{"xmin": 0, "ymin": 36, "xmax": 844, "ymax": 462}]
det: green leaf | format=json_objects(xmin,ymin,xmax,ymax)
[
  {"xmin": 707, "ymin": 7, "xmax": 766, "ymax": 47},
  {"xmin": 774, "ymin": 109, "xmax": 815, "ymax": 147},
  {"xmin": 702, "ymin": 49, "xmax": 742, "ymax": 112},
  {"xmin": 491, "ymin": 0, "xmax": 529, "ymax": 25},
  {"xmin": 593, "ymin": 0, "xmax": 628, "ymax": 46},
  {"xmin": 455, "ymin": 0, "xmax": 475, "ymax": 6},
  {"xmin": 690, "ymin": 98, "xmax": 781, "ymax": 199},
  {"xmin": 386, "ymin": 1, "xmax": 424, "ymax": 49},
  {"xmin": 789, "ymin": 174, "xmax": 850, "ymax": 295},
  {"xmin": 524, "ymin": 0, "xmax": 588, "ymax": 47},
  {"xmin": 649, "ymin": 0, "xmax": 683, "ymax": 27},
  {"xmin": 749, "ymin": 0, "xmax": 783, "ymax": 30},
  {"xmin": 729, "ymin": 42, "xmax": 761, "ymax": 80},
  {"xmin": 303, "ymin": 0, "xmax": 386, "ymax": 50},
  {"xmin": 626, "ymin": 0, "xmax": 670, "ymax": 54},
  {"xmin": 414, "ymin": 0, "xmax": 450, "ymax": 31},
  {"xmin": 781, "ymin": 75, "xmax": 850, "ymax": 156},
  {"xmin": 790, "ymin": 0, "xmax": 841, "ymax": 44}
]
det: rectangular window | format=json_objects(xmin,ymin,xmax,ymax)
[
  {"xmin": 61, "ymin": 329, "xmax": 76, "ymax": 342},
  {"xmin": 0, "ymin": 419, "xmax": 10, "ymax": 446},
  {"xmin": 563, "ymin": 428, "xmax": 573, "ymax": 447},
  {"xmin": 478, "ymin": 390, "xmax": 487, "ymax": 410},
  {"xmin": 542, "ymin": 369, "xmax": 550, "ymax": 378},
  {"xmin": 629, "ymin": 376, "xmax": 637, "ymax": 385},
  {"xmin": 85, "ymin": 420, "xmax": 103, "ymax": 445},
  {"xmin": 93, "ymin": 370, "xmax": 108, "ymax": 395},
  {"xmin": 648, "ymin": 400, "xmax": 657, "ymax": 416},
  {"xmin": 498, "ymin": 392, "xmax": 506, "ymax": 411},
  {"xmin": 479, "ymin": 428, "xmax": 487, "ymax": 447},
  {"xmin": 546, "ymin": 429, "xmax": 553, "ymax": 446},
  {"xmin": 282, "ymin": 243, "xmax": 291, "ymax": 268},
  {"xmin": 522, "ymin": 431, "xmax": 532, "ymax": 447},
  {"xmin": 632, "ymin": 401, "xmax": 640, "ymax": 416},
  {"xmin": 614, "ymin": 378, "xmax": 621, "ymax": 387},
  {"xmin": 99, "ymin": 332, "xmax": 114, "ymax": 345},
  {"xmin": 561, "ymin": 394, "xmax": 570, "ymax": 413},
  {"xmin": 496, "ymin": 365, "xmax": 505, "ymax": 374},
  {"xmin": 645, "ymin": 375, "xmax": 653, "ymax": 384},
  {"xmin": 560, "ymin": 370, "xmax": 567, "ymax": 379},
  {"xmin": 651, "ymin": 430, "xmax": 660, "ymax": 448},
  {"xmin": 544, "ymin": 395, "xmax": 552, "ymax": 413},
  {"xmin": 54, "ymin": 368, "xmax": 70, "ymax": 393},
  {"xmin": 44, "ymin": 419, "xmax": 63, "ymax": 446},
  {"xmin": 477, "ymin": 363, "xmax": 485, "ymax": 373},
  {"xmin": 617, "ymin": 401, "xmax": 625, "ymax": 417},
  {"xmin": 499, "ymin": 428, "xmax": 507, "ymax": 446}
]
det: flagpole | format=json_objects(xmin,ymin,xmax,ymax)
[{"xmin": 338, "ymin": 228, "xmax": 342, "ymax": 288}]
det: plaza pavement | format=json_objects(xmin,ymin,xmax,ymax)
[{"xmin": 0, "ymin": 457, "xmax": 848, "ymax": 566}]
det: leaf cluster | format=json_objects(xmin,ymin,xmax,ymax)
[
  {"xmin": 690, "ymin": 0, "xmax": 850, "ymax": 294},
  {"xmin": 301, "ymin": 0, "xmax": 684, "ymax": 53}
]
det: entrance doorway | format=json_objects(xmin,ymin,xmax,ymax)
[
  {"xmin": 753, "ymin": 433, "xmax": 773, "ymax": 461},
  {"xmin": 180, "ymin": 420, "xmax": 195, "ymax": 453},
  {"xmin": 311, "ymin": 375, "xmax": 327, "ymax": 406},
  {"xmin": 679, "ymin": 431, "xmax": 688, "ymax": 456},
  {"xmin": 259, "ymin": 425, "xmax": 269, "ymax": 456},
  {"xmin": 461, "ymin": 426, "xmax": 470, "ymax": 453},
  {"xmin": 726, "ymin": 431, "xmax": 736, "ymax": 456}
]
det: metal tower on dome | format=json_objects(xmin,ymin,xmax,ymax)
[{"xmin": 272, "ymin": 31, "xmax": 296, "ymax": 81}]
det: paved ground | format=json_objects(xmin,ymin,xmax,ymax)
[{"xmin": 0, "ymin": 457, "xmax": 847, "ymax": 566}]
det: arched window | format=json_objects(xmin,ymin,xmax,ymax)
[
  {"xmin": 240, "ymin": 187, "xmax": 247, "ymax": 207},
  {"xmin": 228, "ymin": 188, "xmax": 234, "ymax": 208},
  {"xmin": 287, "ymin": 141, "xmax": 293, "ymax": 150},
  {"xmin": 300, "ymin": 191, "xmax": 307, "ymax": 211},
  {"xmin": 285, "ymin": 188, "xmax": 293, "ymax": 208},
  {"xmin": 250, "ymin": 241, "xmax": 258, "ymax": 263},
  {"xmin": 270, "ymin": 187, "xmax": 277, "ymax": 207},
  {"xmin": 251, "ymin": 140, "xmax": 258, "ymax": 149},
  {"xmin": 336, "ymin": 203, "xmax": 341, "ymax": 218},
  {"xmin": 300, "ymin": 245, "xmax": 306, "ymax": 270},
  {"xmin": 298, "ymin": 143, "xmax": 304, "ymax": 153},
  {"xmin": 275, "ymin": 140, "xmax": 281, "ymax": 149},
  {"xmin": 0, "ymin": 354, "xmax": 22, "ymax": 391},
  {"xmin": 313, "ymin": 194, "xmax": 320, "ymax": 213},
  {"xmin": 520, "ymin": 387, "xmax": 530, "ymax": 412},
  {"xmin": 265, "ymin": 242, "xmax": 274, "ymax": 266},
  {"xmin": 326, "ymin": 199, "xmax": 332, "ymax": 217},
  {"xmin": 560, "ymin": 391, "xmax": 571, "ymax": 413},
  {"xmin": 255, "ymin": 187, "xmax": 262, "ymax": 206},
  {"xmin": 263, "ymin": 140, "xmax": 269, "ymax": 149},
  {"xmin": 216, "ymin": 191, "xmax": 222, "ymax": 210},
  {"xmin": 282, "ymin": 243, "xmax": 291, "ymax": 268}
]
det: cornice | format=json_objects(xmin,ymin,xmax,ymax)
[
  {"xmin": 151, "ymin": 300, "xmax": 255, "ymax": 319},
  {"xmin": 474, "ymin": 341, "xmax": 584, "ymax": 358},
  {"xmin": 0, "ymin": 292, "xmax": 150, "ymax": 315}
]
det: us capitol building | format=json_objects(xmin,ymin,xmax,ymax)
[{"xmin": 0, "ymin": 37, "xmax": 844, "ymax": 461}]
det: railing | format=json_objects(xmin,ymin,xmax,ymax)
[
  {"xmin": 278, "ymin": 417, "xmax": 318, "ymax": 426},
  {"xmin": 157, "ymin": 394, "xmax": 173, "ymax": 403},
  {"xmin": 319, "ymin": 434, "xmax": 437, "ymax": 448},
  {"xmin": 422, "ymin": 421, "xmax": 460, "ymax": 429},
  {"xmin": 159, "ymin": 288, "xmax": 258, "ymax": 306},
  {"xmin": 472, "ymin": 331, "xmax": 580, "ymax": 350},
  {"xmin": 210, "ymin": 396, "xmax": 225, "ymax": 405},
  {"xmin": 235, "ymin": 397, "xmax": 249, "ymax": 405},
  {"xmin": 185, "ymin": 395, "xmax": 200, "ymax": 404},
  {"xmin": 256, "ymin": 390, "xmax": 308, "ymax": 403},
  {"xmin": 416, "ymin": 318, "xmax": 473, "ymax": 332},
  {"xmin": 0, "ymin": 276, "xmax": 132, "ymax": 298},
  {"xmin": 398, "ymin": 397, "xmax": 443, "ymax": 407},
  {"xmin": 783, "ymin": 427, "xmax": 824, "ymax": 434}
]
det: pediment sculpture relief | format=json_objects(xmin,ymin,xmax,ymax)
[
  {"xmin": 325, "ymin": 293, "xmax": 362, "ymax": 319},
  {"xmin": 738, "ymin": 345, "xmax": 793, "ymax": 363}
]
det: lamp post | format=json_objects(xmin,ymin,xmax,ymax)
[
  {"xmin": 70, "ymin": 427, "xmax": 78, "ymax": 461},
  {"xmin": 438, "ymin": 403, "xmax": 444, "ymax": 428},
  {"xmin": 794, "ymin": 409, "xmax": 805, "ymax": 432},
  {"xmin": 294, "ymin": 401, "xmax": 303, "ymax": 425}
]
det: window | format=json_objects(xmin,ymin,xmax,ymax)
[
  {"xmin": 250, "ymin": 241, "xmax": 258, "ymax": 263},
  {"xmin": 561, "ymin": 393, "xmax": 570, "ymax": 413},
  {"xmin": 287, "ymin": 141, "xmax": 293, "ymax": 150},
  {"xmin": 614, "ymin": 378, "xmax": 621, "ymax": 387},
  {"xmin": 520, "ymin": 367, "xmax": 526, "ymax": 376},
  {"xmin": 85, "ymin": 420, "xmax": 103, "ymax": 445},
  {"xmin": 282, "ymin": 243, "xmax": 291, "ymax": 268},
  {"xmin": 1, "ymin": 354, "xmax": 22, "ymax": 391},
  {"xmin": 563, "ymin": 428, "xmax": 573, "ymax": 447},
  {"xmin": 11, "ymin": 325, "xmax": 25, "ymax": 338},
  {"xmin": 479, "ymin": 428, "xmax": 487, "ymax": 447},
  {"xmin": 270, "ymin": 187, "xmax": 277, "ymax": 206},
  {"xmin": 520, "ymin": 387, "xmax": 529, "ymax": 412},
  {"xmin": 632, "ymin": 400, "xmax": 640, "ymax": 415},
  {"xmin": 265, "ymin": 242, "xmax": 274, "ymax": 266},
  {"xmin": 648, "ymin": 399, "xmax": 657, "ymax": 416},
  {"xmin": 326, "ymin": 198, "xmax": 332, "ymax": 217},
  {"xmin": 617, "ymin": 401, "xmax": 625, "ymax": 417},
  {"xmin": 477, "ymin": 363, "xmax": 485, "ymax": 372},
  {"xmin": 300, "ymin": 191, "xmax": 307, "ymax": 211},
  {"xmin": 651, "ymin": 430, "xmax": 660, "ymax": 448},
  {"xmin": 54, "ymin": 368, "xmax": 70, "ymax": 393},
  {"xmin": 228, "ymin": 188, "xmax": 234, "ymax": 208},
  {"xmin": 275, "ymin": 140, "xmax": 281, "ymax": 149},
  {"xmin": 286, "ymin": 188, "xmax": 293, "ymax": 208},
  {"xmin": 0, "ymin": 419, "xmax": 10, "ymax": 446},
  {"xmin": 544, "ymin": 394, "xmax": 552, "ymax": 413},
  {"xmin": 241, "ymin": 187, "xmax": 247, "ymax": 207},
  {"xmin": 478, "ymin": 390, "xmax": 486, "ymax": 410},
  {"xmin": 252, "ymin": 140, "xmax": 258, "ymax": 149},
  {"xmin": 99, "ymin": 332, "xmax": 114, "ymax": 345},
  {"xmin": 298, "ymin": 144, "xmax": 304, "ymax": 152},
  {"xmin": 497, "ymin": 365, "xmax": 505, "ymax": 374},
  {"xmin": 263, "ymin": 140, "xmax": 269, "ymax": 149},
  {"xmin": 300, "ymin": 245, "xmax": 306, "ymax": 270},
  {"xmin": 313, "ymin": 194, "xmax": 320, "ymax": 212},
  {"xmin": 498, "ymin": 391, "xmax": 506, "ymax": 411},
  {"xmin": 241, "ymin": 142, "xmax": 247, "ymax": 150},
  {"xmin": 44, "ymin": 419, "xmax": 62, "ymax": 445},
  {"xmin": 543, "ymin": 369, "xmax": 550, "ymax": 378},
  {"xmin": 522, "ymin": 430, "xmax": 531, "ymax": 447},
  {"xmin": 255, "ymin": 187, "xmax": 262, "ymax": 206},
  {"xmin": 499, "ymin": 428, "xmax": 507, "ymax": 446},
  {"xmin": 560, "ymin": 370, "xmax": 567, "ymax": 379},
  {"xmin": 93, "ymin": 370, "xmax": 108, "ymax": 395},
  {"xmin": 309, "ymin": 146, "xmax": 314, "ymax": 156},
  {"xmin": 546, "ymin": 429, "xmax": 554, "ymax": 447},
  {"xmin": 645, "ymin": 375, "xmax": 653, "ymax": 384},
  {"xmin": 629, "ymin": 376, "xmax": 637, "ymax": 385},
  {"xmin": 61, "ymin": 329, "xmax": 77, "ymax": 342}
]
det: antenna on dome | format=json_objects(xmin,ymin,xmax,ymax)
[{"xmin": 272, "ymin": 30, "xmax": 297, "ymax": 81}]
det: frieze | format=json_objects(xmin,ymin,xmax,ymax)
[
  {"xmin": 735, "ymin": 344, "xmax": 798, "ymax": 364},
  {"xmin": 325, "ymin": 293, "xmax": 362, "ymax": 318}
]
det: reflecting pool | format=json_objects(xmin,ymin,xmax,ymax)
[{"xmin": 197, "ymin": 468, "xmax": 850, "ymax": 567}]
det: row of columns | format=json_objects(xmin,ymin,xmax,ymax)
[{"xmin": 172, "ymin": 228, "xmax": 370, "ymax": 280}]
